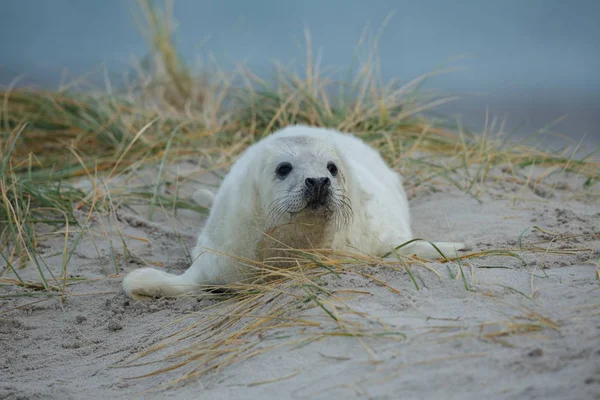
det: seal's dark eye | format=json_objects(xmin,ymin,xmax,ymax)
[
  {"xmin": 327, "ymin": 162, "xmax": 338, "ymax": 176},
  {"xmin": 276, "ymin": 162, "xmax": 293, "ymax": 178}
]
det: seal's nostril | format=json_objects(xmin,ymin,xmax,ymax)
[
  {"xmin": 305, "ymin": 178, "xmax": 316, "ymax": 188},
  {"xmin": 323, "ymin": 177, "xmax": 331, "ymax": 187}
]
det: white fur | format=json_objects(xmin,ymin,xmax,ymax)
[
  {"xmin": 191, "ymin": 188, "xmax": 215, "ymax": 208},
  {"xmin": 123, "ymin": 125, "xmax": 464, "ymax": 300}
]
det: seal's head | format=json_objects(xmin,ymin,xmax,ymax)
[{"xmin": 259, "ymin": 135, "xmax": 353, "ymax": 231}]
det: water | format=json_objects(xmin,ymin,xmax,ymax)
[{"xmin": 1, "ymin": 0, "xmax": 598, "ymax": 148}]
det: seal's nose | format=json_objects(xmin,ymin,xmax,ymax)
[{"xmin": 305, "ymin": 177, "xmax": 331, "ymax": 203}]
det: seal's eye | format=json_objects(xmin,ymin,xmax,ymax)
[
  {"xmin": 327, "ymin": 162, "xmax": 338, "ymax": 177},
  {"xmin": 276, "ymin": 162, "xmax": 293, "ymax": 178}
]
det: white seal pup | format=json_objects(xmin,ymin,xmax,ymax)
[{"xmin": 123, "ymin": 125, "xmax": 464, "ymax": 299}]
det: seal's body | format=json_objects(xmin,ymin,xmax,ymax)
[{"xmin": 123, "ymin": 125, "xmax": 463, "ymax": 299}]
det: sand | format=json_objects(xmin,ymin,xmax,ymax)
[{"xmin": 1, "ymin": 161, "xmax": 599, "ymax": 400}]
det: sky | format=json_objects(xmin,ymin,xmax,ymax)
[{"xmin": 1, "ymin": 0, "xmax": 598, "ymax": 145}]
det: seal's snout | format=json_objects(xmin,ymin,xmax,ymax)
[{"xmin": 305, "ymin": 177, "xmax": 331, "ymax": 206}]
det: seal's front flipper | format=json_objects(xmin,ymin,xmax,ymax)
[
  {"xmin": 192, "ymin": 187, "xmax": 215, "ymax": 208},
  {"xmin": 122, "ymin": 268, "xmax": 199, "ymax": 299}
]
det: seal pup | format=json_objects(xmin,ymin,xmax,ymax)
[{"xmin": 123, "ymin": 125, "xmax": 464, "ymax": 299}]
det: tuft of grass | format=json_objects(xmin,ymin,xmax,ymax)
[{"xmin": 114, "ymin": 248, "xmax": 411, "ymax": 388}]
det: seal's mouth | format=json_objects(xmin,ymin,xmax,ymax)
[
  {"xmin": 303, "ymin": 190, "xmax": 329, "ymax": 211},
  {"xmin": 306, "ymin": 200, "xmax": 327, "ymax": 211},
  {"xmin": 286, "ymin": 198, "xmax": 329, "ymax": 215}
]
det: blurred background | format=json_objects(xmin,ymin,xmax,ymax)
[{"xmin": 1, "ymin": 0, "xmax": 598, "ymax": 148}]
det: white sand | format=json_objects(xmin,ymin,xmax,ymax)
[{"xmin": 1, "ymin": 162, "xmax": 599, "ymax": 399}]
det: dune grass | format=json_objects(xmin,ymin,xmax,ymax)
[{"xmin": 1, "ymin": 0, "xmax": 599, "ymax": 389}]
